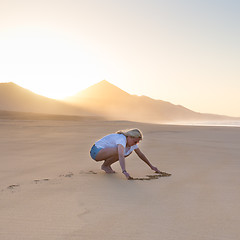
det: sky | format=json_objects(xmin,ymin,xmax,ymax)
[{"xmin": 0, "ymin": 0, "xmax": 239, "ymax": 117}]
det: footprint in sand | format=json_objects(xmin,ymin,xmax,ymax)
[
  {"xmin": 59, "ymin": 172, "xmax": 74, "ymax": 178},
  {"xmin": 33, "ymin": 179, "xmax": 50, "ymax": 184},
  {"xmin": 78, "ymin": 208, "xmax": 90, "ymax": 217},
  {"xmin": 7, "ymin": 184, "xmax": 20, "ymax": 189},
  {"xmin": 79, "ymin": 170, "xmax": 97, "ymax": 175},
  {"xmin": 7, "ymin": 184, "xmax": 20, "ymax": 191},
  {"xmin": 86, "ymin": 171, "xmax": 97, "ymax": 174}
]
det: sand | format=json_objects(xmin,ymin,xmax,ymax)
[{"xmin": 0, "ymin": 118, "xmax": 240, "ymax": 240}]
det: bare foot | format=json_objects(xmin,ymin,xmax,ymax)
[
  {"xmin": 108, "ymin": 165, "xmax": 116, "ymax": 173},
  {"xmin": 101, "ymin": 164, "xmax": 115, "ymax": 174}
]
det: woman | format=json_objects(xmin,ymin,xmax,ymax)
[{"xmin": 90, "ymin": 128, "xmax": 161, "ymax": 179}]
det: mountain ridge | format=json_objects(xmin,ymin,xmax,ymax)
[
  {"xmin": 66, "ymin": 80, "xmax": 130, "ymax": 100},
  {"xmin": 1, "ymin": 81, "xmax": 238, "ymax": 123},
  {"xmin": 65, "ymin": 80, "xmax": 238, "ymax": 123},
  {"xmin": 0, "ymin": 82, "xmax": 95, "ymax": 116}
]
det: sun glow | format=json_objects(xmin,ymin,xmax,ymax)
[
  {"xmin": 1, "ymin": 0, "xmax": 240, "ymax": 117},
  {"xmin": 0, "ymin": 28, "xmax": 106, "ymax": 99}
]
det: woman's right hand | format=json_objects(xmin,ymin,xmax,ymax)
[{"xmin": 123, "ymin": 171, "xmax": 133, "ymax": 180}]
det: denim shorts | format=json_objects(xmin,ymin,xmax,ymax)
[{"xmin": 90, "ymin": 144, "xmax": 103, "ymax": 160}]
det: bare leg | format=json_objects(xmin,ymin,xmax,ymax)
[
  {"xmin": 101, "ymin": 155, "xmax": 119, "ymax": 173},
  {"xmin": 95, "ymin": 147, "xmax": 131, "ymax": 174},
  {"xmin": 95, "ymin": 147, "xmax": 119, "ymax": 174}
]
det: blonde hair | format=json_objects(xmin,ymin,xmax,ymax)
[{"xmin": 116, "ymin": 128, "xmax": 143, "ymax": 140}]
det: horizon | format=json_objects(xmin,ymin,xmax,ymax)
[{"xmin": 0, "ymin": 1, "xmax": 240, "ymax": 117}]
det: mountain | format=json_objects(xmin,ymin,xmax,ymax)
[
  {"xmin": 0, "ymin": 82, "xmax": 95, "ymax": 117},
  {"xmin": 2, "ymin": 81, "xmax": 237, "ymax": 123},
  {"xmin": 65, "ymin": 80, "xmax": 237, "ymax": 123}
]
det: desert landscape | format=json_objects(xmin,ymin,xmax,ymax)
[
  {"xmin": 1, "ymin": 1, "xmax": 240, "ymax": 238},
  {"xmin": 1, "ymin": 113, "xmax": 240, "ymax": 239},
  {"xmin": 1, "ymin": 79, "xmax": 240, "ymax": 239},
  {"xmin": 0, "ymin": 0, "xmax": 240, "ymax": 240}
]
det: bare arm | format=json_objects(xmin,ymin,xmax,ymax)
[
  {"xmin": 118, "ymin": 144, "xmax": 133, "ymax": 179},
  {"xmin": 134, "ymin": 148, "xmax": 161, "ymax": 173}
]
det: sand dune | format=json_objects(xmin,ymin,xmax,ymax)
[{"xmin": 1, "ymin": 118, "xmax": 240, "ymax": 240}]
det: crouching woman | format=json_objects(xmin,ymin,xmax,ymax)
[{"xmin": 90, "ymin": 128, "xmax": 161, "ymax": 180}]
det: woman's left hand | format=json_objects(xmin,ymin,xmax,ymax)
[{"xmin": 151, "ymin": 166, "xmax": 161, "ymax": 173}]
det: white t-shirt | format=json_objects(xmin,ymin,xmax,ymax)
[{"xmin": 95, "ymin": 133, "xmax": 138, "ymax": 157}]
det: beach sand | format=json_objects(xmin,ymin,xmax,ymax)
[{"xmin": 0, "ymin": 118, "xmax": 240, "ymax": 240}]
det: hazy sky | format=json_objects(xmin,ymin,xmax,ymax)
[{"xmin": 0, "ymin": 0, "xmax": 239, "ymax": 117}]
